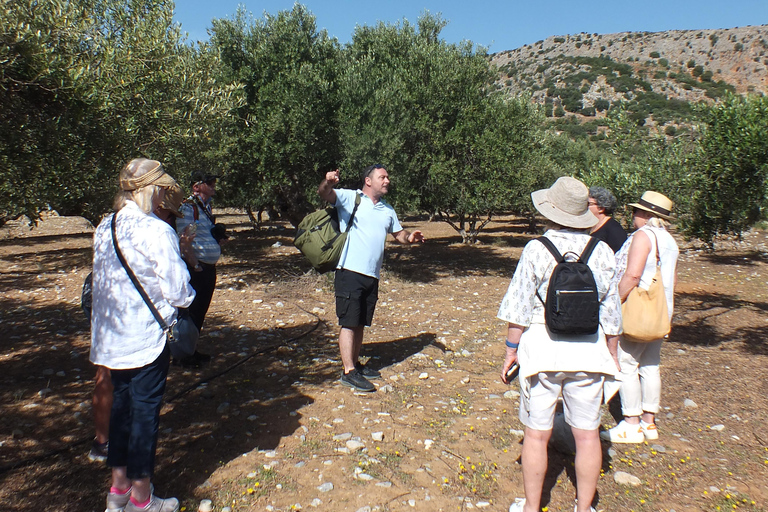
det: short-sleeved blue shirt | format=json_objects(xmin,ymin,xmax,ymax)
[{"xmin": 334, "ymin": 188, "xmax": 402, "ymax": 279}]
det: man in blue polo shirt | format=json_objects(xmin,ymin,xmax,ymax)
[{"xmin": 318, "ymin": 164, "xmax": 424, "ymax": 392}]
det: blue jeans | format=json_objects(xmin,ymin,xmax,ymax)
[{"xmin": 107, "ymin": 345, "xmax": 170, "ymax": 479}]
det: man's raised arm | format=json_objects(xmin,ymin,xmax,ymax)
[{"xmin": 318, "ymin": 169, "xmax": 340, "ymax": 204}]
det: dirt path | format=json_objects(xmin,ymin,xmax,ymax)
[{"xmin": 0, "ymin": 212, "xmax": 766, "ymax": 512}]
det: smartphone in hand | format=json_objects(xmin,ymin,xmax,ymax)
[{"xmin": 505, "ymin": 363, "xmax": 520, "ymax": 382}]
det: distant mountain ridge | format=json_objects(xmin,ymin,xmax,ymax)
[{"xmin": 491, "ymin": 25, "xmax": 768, "ymax": 125}]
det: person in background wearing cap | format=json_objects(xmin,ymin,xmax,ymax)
[
  {"xmin": 90, "ymin": 158, "xmax": 194, "ymax": 512},
  {"xmin": 601, "ymin": 191, "xmax": 679, "ymax": 444},
  {"xmin": 318, "ymin": 165, "xmax": 424, "ymax": 393},
  {"xmin": 497, "ymin": 176, "xmax": 621, "ymax": 512},
  {"xmin": 175, "ymin": 170, "xmax": 227, "ymax": 367}
]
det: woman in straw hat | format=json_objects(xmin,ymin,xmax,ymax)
[
  {"xmin": 601, "ymin": 191, "xmax": 679, "ymax": 444},
  {"xmin": 498, "ymin": 176, "xmax": 622, "ymax": 512},
  {"xmin": 90, "ymin": 158, "xmax": 195, "ymax": 512}
]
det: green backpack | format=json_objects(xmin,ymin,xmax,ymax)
[{"xmin": 294, "ymin": 194, "xmax": 360, "ymax": 273}]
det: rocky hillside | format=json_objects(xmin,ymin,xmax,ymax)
[{"xmin": 492, "ymin": 25, "xmax": 768, "ymax": 124}]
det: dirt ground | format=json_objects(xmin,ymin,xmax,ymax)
[{"xmin": 0, "ymin": 210, "xmax": 766, "ymax": 512}]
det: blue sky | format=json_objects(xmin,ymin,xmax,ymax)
[{"xmin": 173, "ymin": 0, "xmax": 768, "ymax": 53}]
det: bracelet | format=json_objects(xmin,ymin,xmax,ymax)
[{"xmin": 505, "ymin": 340, "xmax": 519, "ymax": 349}]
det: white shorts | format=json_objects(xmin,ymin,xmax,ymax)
[{"xmin": 519, "ymin": 371, "xmax": 605, "ymax": 431}]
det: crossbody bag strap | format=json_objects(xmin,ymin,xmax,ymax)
[
  {"xmin": 345, "ymin": 194, "xmax": 361, "ymax": 233},
  {"xmin": 111, "ymin": 213, "xmax": 170, "ymax": 333},
  {"xmin": 192, "ymin": 195, "xmax": 215, "ymax": 224}
]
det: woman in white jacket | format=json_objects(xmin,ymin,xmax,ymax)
[{"xmin": 90, "ymin": 158, "xmax": 195, "ymax": 512}]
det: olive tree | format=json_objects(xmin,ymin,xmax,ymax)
[
  {"xmin": 338, "ymin": 13, "xmax": 546, "ymax": 243},
  {"xmin": 0, "ymin": 0, "xmax": 238, "ymax": 224},
  {"xmin": 209, "ymin": 5, "xmax": 341, "ymax": 226}
]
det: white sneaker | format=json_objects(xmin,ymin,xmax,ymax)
[
  {"xmin": 574, "ymin": 502, "xmax": 597, "ymax": 512},
  {"xmin": 640, "ymin": 420, "xmax": 659, "ymax": 440},
  {"xmin": 600, "ymin": 420, "xmax": 645, "ymax": 444},
  {"xmin": 509, "ymin": 497, "xmax": 526, "ymax": 512}
]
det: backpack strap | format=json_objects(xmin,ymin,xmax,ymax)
[
  {"xmin": 534, "ymin": 236, "xmax": 563, "ymax": 306},
  {"xmin": 578, "ymin": 236, "xmax": 601, "ymax": 264},
  {"xmin": 536, "ymin": 236, "xmax": 564, "ymax": 263}
]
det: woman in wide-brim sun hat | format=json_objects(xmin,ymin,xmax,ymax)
[
  {"xmin": 601, "ymin": 191, "xmax": 679, "ymax": 445},
  {"xmin": 498, "ymin": 176, "xmax": 621, "ymax": 512}
]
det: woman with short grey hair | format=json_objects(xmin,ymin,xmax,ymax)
[{"xmin": 588, "ymin": 186, "xmax": 627, "ymax": 253}]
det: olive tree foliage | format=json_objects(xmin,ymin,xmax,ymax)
[
  {"xmin": 337, "ymin": 14, "xmax": 546, "ymax": 243},
  {"xmin": 0, "ymin": 0, "xmax": 238, "ymax": 225},
  {"xmin": 208, "ymin": 5, "xmax": 341, "ymax": 227},
  {"xmin": 684, "ymin": 93, "xmax": 768, "ymax": 245},
  {"xmin": 575, "ymin": 108, "xmax": 695, "ymax": 229}
]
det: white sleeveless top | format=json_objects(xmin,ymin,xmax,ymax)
[{"xmin": 636, "ymin": 226, "xmax": 679, "ymax": 320}]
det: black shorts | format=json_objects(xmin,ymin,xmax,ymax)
[{"xmin": 334, "ymin": 269, "xmax": 379, "ymax": 327}]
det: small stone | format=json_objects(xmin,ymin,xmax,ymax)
[
  {"xmin": 460, "ymin": 377, "xmax": 470, "ymax": 384},
  {"xmin": 247, "ymin": 415, "xmax": 258, "ymax": 421},
  {"xmin": 614, "ymin": 471, "xmax": 642, "ymax": 486},
  {"xmin": 607, "ymin": 448, "xmax": 618, "ymax": 457},
  {"xmin": 356, "ymin": 507, "xmax": 372, "ymax": 512},
  {"xmin": 476, "ymin": 502, "xmax": 491, "ymax": 508},
  {"xmin": 38, "ymin": 388, "xmax": 52, "ymax": 398},
  {"xmin": 333, "ymin": 418, "xmax": 344, "ymax": 424},
  {"xmin": 11, "ymin": 429, "xmax": 23, "ymax": 438},
  {"xmin": 424, "ymin": 439, "xmax": 434, "ymax": 450},
  {"xmin": 355, "ymin": 473, "xmax": 374, "ymax": 481},
  {"xmin": 651, "ymin": 444, "xmax": 666, "ymax": 452},
  {"xmin": 408, "ymin": 499, "xmax": 416, "ymax": 507},
  {"xmin": 376, "ymin": 481, "xmax": 392, "ymax": 488},
  {"xmin": 503, "ymin": 389, "xmax": 520, "ymax": 399},
  {"xmin": 56, "ymin": 371, "xmax": 66, "ymax": 377},
  {"xmin": 264, "ymin": 450, "xmax": 277, "ymax": 458},
  {"xmin": 371, "ymin": 432, "xmax": 384, "ymax": 442},
  {"xmin": 709, "ymin": 486, "xmax": 720, "ymax": 493},
  {"xmin": 346, "ymin": 440, "xmax": 365, "ymax": 452},
  {"xmin": 310, "ymin": 498, "xmax": 322, "ymax": 507},
  {"xmin": 509, "ymin": 429, "xmax": 524, "ymax": 438},
  {"xmin": 217, "ymin": 402, "xmax": 230, "ymax": 414},
  {"xmin": 418, "ymin": 372, "xmax": 429, "ymax": 380},
  {"xmin": 379, "ymin": 384, "xmax": 394, "ymax": 393},
  {"xmin": 272, "ymin": 241, "xmax": 282, "ymax": 248},
  {"xmin": 295, "ymin": 461, "xmax": 306, "ymax": 468},
  {"xmin": 333, "ymin": 433, "xmax": 352, "ymax": 441},
  {"xmin": 666, "ymin": 412, "xmax": 675, "ymax": 419},
  {"xmin": 317, "ymin": 482, "xmax": 333, "ymax": 493},
  {"xmin": 683, "ymin": 399, "xmax": 698, "ymax": 408},
  {"xmin": 710, "ymin": 424, "xmax": 725, "ymax": 431}
]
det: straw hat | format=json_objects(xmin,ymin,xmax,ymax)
[
  {"xmin": 159, "ymin": 184, "xmax": 185, "ymax": 218},
  {"xmin": 531, "ymin": 177, "xmax": 598, "ymax": 229},
  {"xmin": 628, "ymin": 191, "xmax": 674, "ymax": 220}
]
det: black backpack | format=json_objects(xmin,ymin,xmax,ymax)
[{"xmin": 535, "ymin": 236, "xmax": 601, "ymax": 335}]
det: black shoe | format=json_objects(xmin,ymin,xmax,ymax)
[
  {"xmin": 355, "ymin": 361, "xmax": 381, "ymax": 379},
  {"xmin": 88, "ymin": 439, "xmax": 108, "ymax": 462},
  {"xmin": 340, "ymin": 368, "xmax": 375, "ymax": 392},
  {"xmin": 174, "ymin": 350, "xmax": 211, "ymax": 368}
]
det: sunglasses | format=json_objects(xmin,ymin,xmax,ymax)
[
  {"xmin": 196, "ymin": 179, "xmax": 216, "ymax": 186},
  {"xmin": 363, "ymin": 164, "xmax": 385, "ymax": 180}
]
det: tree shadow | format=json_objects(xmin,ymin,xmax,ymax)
[{"xmin": 671, "ymin": 291, "xmax": 768, "ymax": 355}]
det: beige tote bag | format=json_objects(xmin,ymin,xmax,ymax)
[{"xmin": 621, "ymin": 231, "xmax": 670, "ymax": 342}]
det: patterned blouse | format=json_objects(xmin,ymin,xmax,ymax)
[{"xmin": 497, "ymin": 229, "xmax": 622, "ymax": 379}]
